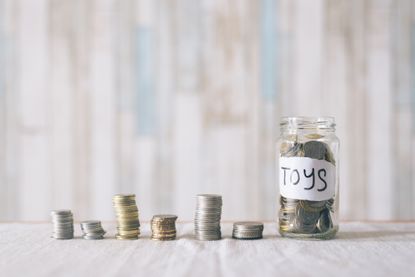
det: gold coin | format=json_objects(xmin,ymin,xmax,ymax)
[
  {"xmin": 115, "ymin": 234, "xmax": 139, "ymax": 240},
  {"xmin": 151, "ymin": 237, "xmax": 176, "ymax": 241},
  {"xmin": 117, "ymin": 228, "xmax": 140, "ymax": 233},
  {"xmin": 305, "ymin": 133, "xmax": 324, "ymax": 139},
  {"xmin": 113, "ymin": 194, "xmax": 135, "ymax": 199}
]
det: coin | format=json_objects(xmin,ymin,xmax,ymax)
[
  {"xmin": 303, "ymin": 141, "xmax": 327, "ymax": 160},
  {"xmin": 194, "ymin": 194, "xmax": 222, "ymax": 240},
  {"xmin": 325, "ymin": 146, "xmax": 336, "ymax": 166},
  {"xmin": 80, "ymin": 220, "xmax": 106, "ymax": 240},
  {"xmin": 279, "ymin": 132, "xmax": 338, "ymax": 237},
  {"xmin": 284, "ymin": 142, "xmax": 304, "ymax": 157},
  {"xmin": 51, "ymin": 210, "xmax": 74, "ymax": 239},
  {"xmin": 299, "ymin": 200, "xmax": 326, "ymax": 213},
  {"xmin": 294, "ymin": 205, "xmax": 320, "ymax": 233},
  {"xmin": 113, "ymin": 194, "xmax": 140, "ymax": 239},
  {"xmin": 317, "ymin": 208, "xmax": 333, "ymax": 233},
  {"xmin": 305, "ymin": 133, "xmax": 324, "ymax": 139},
  {"xmin": 151, "ymin": 214, "xmax": 178, "ymax": 241},
  {"xmin": 232, "ymin": 222, "xmax": 264, "ymax": 240}
]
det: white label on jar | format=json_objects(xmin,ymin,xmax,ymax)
[{"xmin": 279, "ymin": 157, "xmax": 335, "ymax": 201}]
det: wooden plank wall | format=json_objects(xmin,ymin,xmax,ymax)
[{"xmin": 0, "ymin": 0, "xmax": 414, "ymax": 221}]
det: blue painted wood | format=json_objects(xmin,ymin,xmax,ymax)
[
  {"xmin": 135, "ymin": 26, "xmax": 156, "ymax": 136},
  {"xmin": 0, "ymin": 0, "xmax": 414, "ymax": 221}
]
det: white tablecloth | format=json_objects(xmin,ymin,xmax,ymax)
[{"xmin": 0, "ymin": 222, "xmax": 414, "ymax": 277}]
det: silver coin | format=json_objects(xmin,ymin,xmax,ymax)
[
  {"xmin": 195, "ymin": 234, "xmax": 221, "ymax": 238},
  {"xmin": 284, "ymin": 142, "xmax": 304, "ymax": 157},
  {"xmin": 81, "ymin": 220, "xmax": 100, "ymax": 225},
  {"xmin": 51, "ymin": 209, "xmax": 74, "ymax": 240},
  {"xmin": 52, "ymin": 217, "xmax": 73, "ymax": 221},
  {"xmin": 194, "ymin": 194, "xmax": 223, "ymax": 241},
  {"xmin": 196, "ymin": 194, "xmax": 222, "ymax": 200},
  {"xmin": 52, "ymin": 221, "xmax": 73, "ymax": 225},
  {"xmin": 232, "ymin": 221, "xmax": 263, "ymax": 239},
  {"xmin": 233, "ymin": 221, "xmax": 263, "ymax": 229},
  {"xmin": 232, "ymin": 235, "xmax": 262, "ymax": 240},
  {"xmin": 83, "ymin": 234, "xmax": 104, "ymax": 240},
  {"xmin": 233, "ymin": 230, "xmax": 263, "ymax": 235},
  {"xmin": 52, "ymin": 234, "xmax": 74, "ymax": 238},
  {"xmin": 195, "ymin": 228, "xmax": 221, "ymax": 232},
  {"xmin": 194, "ymin": 221, "xmax": 221, "ymax": 226},
  {"xmin": 317, "ymin": 208, "xmax": 333, "ymax": 233},
  {"xmin": 194, "ymin": 217, "xmax": 221, "ymax": 222},
  {"xmin": 51, "ymin": 210, "xmax": 72, "ymax": 216},
  {"xmin": 79, "ymin": 220, "xmax": 106, "ymax": 238},
  {"xmin": 304, "ymin": 141, "xmax": 328, "ymax": 160}
]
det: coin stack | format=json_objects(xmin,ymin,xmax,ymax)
[
  {"xmin": 280, "ymin": 197, "xmax": 334, "ymax": 235},
  {"xmin": 194, "ymin": 194, "xmax": 222, "ymax": 240},
  {"xmin": 151, "ymin": 214, "xmax": 178, "ymax": 241},
  {"xmin": 279, "ymin": 196, "xmax": 299, "ymax": 232},
  {"xmin": 112, "ymin": 194, "xmax": 140, "ymax": 240},
  {"xmin": 80, "ymin": 220, "xmax": 106, "ymax": 240},
  {"xmin": 51, "ymin": 210, "xmax": 74, "ymax": 240},
  {"xmin": 279, "ymin": 136, "xmax": 335, "ymax": 235},
  {"xmin": 232, "ymin": 222, "xmax": 264, "ymax": 240}
]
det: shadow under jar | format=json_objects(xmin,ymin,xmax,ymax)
[{"xmin": 277, "ymin": 117, "xmax": 339, "ymax": 239}]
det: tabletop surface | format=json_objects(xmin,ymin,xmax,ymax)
[{"xmin": 0, "ymin": 222, "xmax": 414, "ymax": 277}]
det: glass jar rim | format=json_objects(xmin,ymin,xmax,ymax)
[{"xmin": 280, "ymin": 116, "xmax": 335, "ymax": 130}]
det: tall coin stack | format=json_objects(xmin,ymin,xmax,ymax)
[
  {"xmin": 232, "ymin": 222, "xmax": 264, "ymax": 240},
  {"xmin": 151, "ymin": 215, "xmax": 178, "ymax": 241},
  {"xmin": 51, "ymin": 210, "xmax": 74, "ymax": 239},
  {"xmin": 194, "ymin": 194, "xmax": 222, "ymax": 240},
  {"xmin": 112, "ymin": 194, "xmax": 140, "ymax": 240},
  {"xmin": 80, "ymin": 220, "xmax": 106, "ymax": 240}
]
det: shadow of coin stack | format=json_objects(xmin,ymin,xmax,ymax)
[
  {"xmin": 51, "ymin": 210, "xmax": 74, "ymax": 240},
  {"xmin": 151, "ymin": 214, "xmax": 178, "ymax": 241},
  {"xmin": 194, "ymin": 194, "xmax": 222, "ymax": 241},
  {"xmin": 112, "ymin": 194, "xmax": 140, "ymax": 240}
]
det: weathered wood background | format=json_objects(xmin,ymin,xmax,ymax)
[{"xmin": 0, "ymin": 0, "xmax": 414, "ymax": 221}]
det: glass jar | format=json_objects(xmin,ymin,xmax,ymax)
[{"xmin": 277, "ymin": 117, "xmax": 339, "ymax": 239}]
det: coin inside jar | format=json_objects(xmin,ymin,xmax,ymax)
[{"xmin": 278, "ymin": 117, "xmax": 339, "ymax": 239}]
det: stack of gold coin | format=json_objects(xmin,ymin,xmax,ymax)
[
  {"xmin": 112, "ymin": 194, "xmax": 140, "ymax": 240},
  {"xmin": 151, "ymin": 214, "xmax": 178, "ymax": 241}
]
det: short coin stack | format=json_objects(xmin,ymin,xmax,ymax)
[
  {"xmin": 194, "ymin": 194, "xmax": 222, "ymax": 240},
  {"xmin": 232, "ymin": 222, "xmax": 264, "ymax": 240},
  {"xmin": 151, "ymin": 214, "xmax": 178, "ymax": 241},
  {"xmin": 80, "ymin": 220, "xmax": 106, "ymax": 240},
  {"xmin": 112, "ymin": 194, "xmax": 140, "ymax": 240},
  {"xmin": 51, "ymin": 210, "xmax": 74, "ymax": 240}
]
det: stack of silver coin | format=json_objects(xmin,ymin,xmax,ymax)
[
  {"xmin": 80, "ymin": 220, "xmax": 106, "ymax": 240},
  {"xmin": 232, "ymin": 221, "xmax": 264, "ymax": 240},
  {"xmin": 51, "ymin": 210, "xmax": 74, "ymax": 239},
  {"xmin": 194, "ymin": 194, "xmax": 222, "ymax": 240}
]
